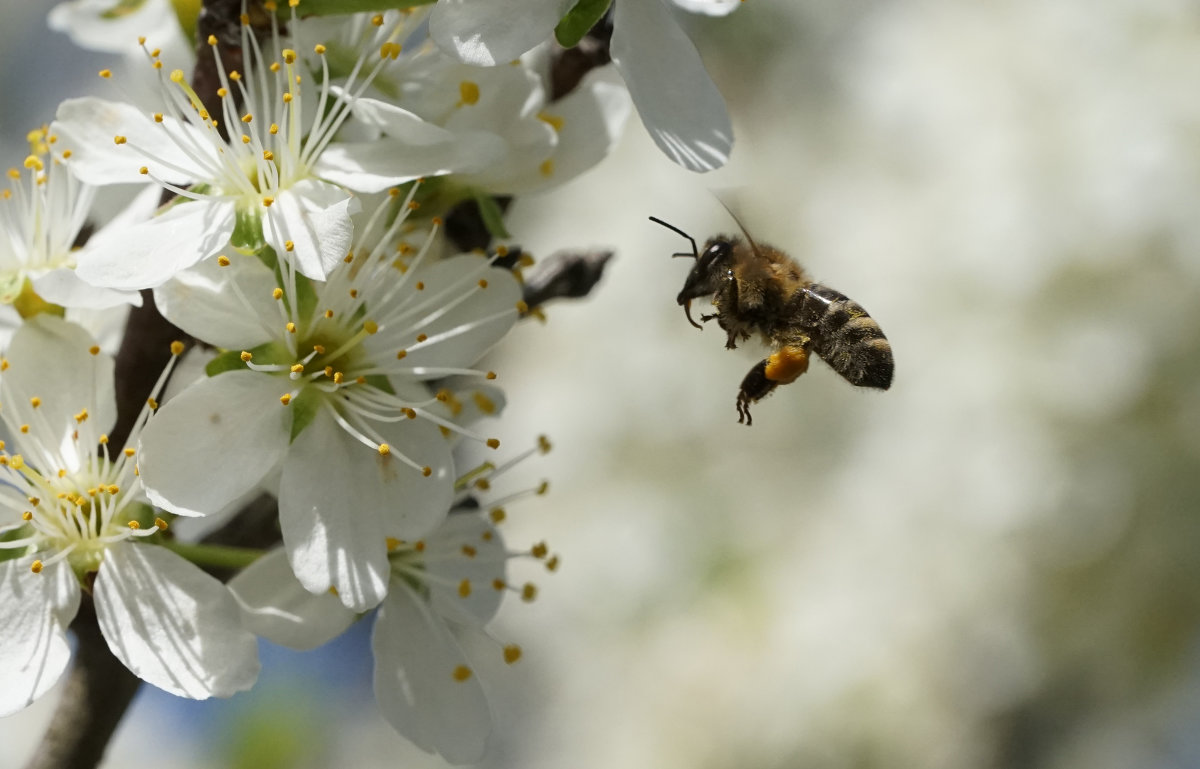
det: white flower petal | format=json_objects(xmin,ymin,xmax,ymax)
[
  {"xmin": 2, "ymin": 315, "xmax": 116, "ymax": 454},
  {"xmin": 49, "ymin": 0, "xmax": 184, "ymax": 53},
  {"xmin": 373, "ymin": 416, "xmax": 455, "ymax": 541},
  {"xmin": 279, "ymin": 408, "xmax": 393, "ymax": 612},
  {"xmin": 316, "ymin": 133, "xmax": 507, "ymax": 193},
  {"xmin": 139, "ymin": 370, "xmax": 292, "ymax": 517},
  {"xmin": 52, "ymin": 97, "xmax": 215, "ymax": 186},
  {"xmin": 428, "ymin": 513, "xmax": 507, "ymax": 626},
  {"xmin": 670, "ymin": 0, "xmax": 741, "ymax": 16},
  {"xmin": 0, "ymin": 560, "xmax": 79, "ymax": 716},
  {"xmin": 365, "ymin": 256, "xmax": 521, "ymax": 374},
  {"xmin": 373, "ymin": 582, "xmax": 492, "ymax": 763},
  {"xmin": 228, "ymin": 547, "xmax": 356, "ymax": 650},
  {"xmin": 262, "ymin": 180, "xmax": 360, "ymax": 280},
  {"xmin": 430, "ymin": 0, "xmax": 574, "ymax": 66},
  {"xmin": 94, "ymin": 542, "xmax": 260, "ymax": 698},
  {"xmin": 75, "ymin": 198, "xmax": 236, "ymax": 290},
  {"xmin": 611, "ymin": 0, "xmax": 733, "ymax": 172},
  {"xmin": 31, "ymin": 268, "xmax": 141, "ymax": 309},
  {"xmin": 154, "ymin": 254, "xmax": 278, "ymax": 350}
]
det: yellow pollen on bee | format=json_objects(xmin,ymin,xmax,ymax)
[
  {"xmin": 421, "ymin": 466, "xmax": 433, "ymax": 477},
  {"xmin": 458, "ymin": 579, "xmax": 471, "ymax": 597},
  {"xmin": 396, "ymin": 349, "xmax": 407, "ymax": 360},
  {"xmin": 217, "ymin": 255, "xmax": 230, "ymax": 266},
  {"xmin": 240, "ymin": 350, "xmax": 253, "ymax": 362},
  {"xmin": 521, "ymin": 583, "xmax": 538, "ymax": 602},
  {"xmin": 170, "ymin": 340, "xmax": 185, "ymax": 355},
  {"xmin": 31, "ymin": 560, "xmax": 43, "ymax": 574},
  {"xmin": 503, "ymin": 645, "xmax": 522, "ymax": 664},
  {"xmin": 378, "ymin": 443, "xmax": 391, "ymax": 456},
  {"xmin": 99, "ymin": 69, "xmax": 112, "ymax": 79},
  {"xmin": 453, "ymin": 665, "xmax": 472, "ymax": 682},
  {"xmin": 280, "ymin": 393, "xmax": 292, "ymax": 405},
  {"xmin": 486, "ymin": 438, "xmax": 500, "ymax": 450}
]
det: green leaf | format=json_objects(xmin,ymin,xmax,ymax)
[
  {"xmin": 283, "ymin": 0, "xmax": 435, "ymax": 17},
  {"xmin": 554, "ymin": 0, "xmax": 612, "ymax": 48},
  {"xmin": 473, "ymin": 192, "xmax": 511, "ymax": 239},
  {"xmin": 288, "ymin": 387, "xmax": 323, "ymax": 442}
]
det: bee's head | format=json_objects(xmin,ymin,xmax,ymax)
[{"xmin": 649, "ymin": 216, "xmax": 735, "ymax": 330}]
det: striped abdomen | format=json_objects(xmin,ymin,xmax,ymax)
[{"xmin": 795, "ymin": 284, "xmax": 893, "ymax": 389}]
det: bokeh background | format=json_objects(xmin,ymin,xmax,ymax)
[{"xmin": 5, "ymin": 0, "xmax": 1200, "ymax": 767}]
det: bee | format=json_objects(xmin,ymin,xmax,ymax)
[{"xmin": 650, "ymin": 215, "xmax": 893, "ymax": 425}]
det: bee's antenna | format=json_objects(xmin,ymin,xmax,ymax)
[
  {"xmin": 648, "ymin": 216, "xmax": 699, "ymax": 259},
  {"xmin": 715, "ymin": 200, "xmax": 766, "ymax": 260}
]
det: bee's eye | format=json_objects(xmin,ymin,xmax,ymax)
[{"xmin": 703, "ymin": 241, "xmax": 732, "ymax": 263}]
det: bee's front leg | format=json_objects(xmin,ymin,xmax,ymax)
[{"xmin": 734, "ymin": 344, "xmax": 811, "ymax": 426}]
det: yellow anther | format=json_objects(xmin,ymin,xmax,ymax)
[
  {"xmin": 139, "ymin": 166, "xmax": 149, "ymax": 175},
  {"xmin": 170, "ymin": 340, "xmax": 184, "ymax": 356},
  {"xmin": 378, "ymin": 443, "xmax": 391, "ymax": 456},
  {"xmin": 385, "ymin": 537, "xmax": 402, "ymax": 552},
  {"xmin": 521, "ymin": 583, "xmax": 538, "ymax": 602},
  {"xmin": 486, "ymin": 371, "xmax": 497, "ymax": 380},
  {"xmin": 31, "ymin": 560, "xmax": 43, "ymax": 574},
  {"xmin": 396, "ymin": 349, "xmax": 407, "ymax": 360},
  {"xmin": 314, "ymin": 44, "xmax": 326, "ymax": 55},
  {"xmin": 421, "ymin": 466, "xmax": 432, "ymax": 477},
  {"xmin": 106, "ymin": 484, "xmax": 119, "ymax": 495},
  {"xmin": 415, "ymin": 333, "xmax": 427, "ymax": 343},
  {"xmin": 503, "ymin": 645, "xmax": 522, "ymax": 664},
  {"xmin": 99, "ymin": 69, "xmax": 112, "ymax": 79},
  {"xmin": 458, "ymin": 81, "xmax": 480, "ymax": 105},
  {"xmin": 478, "ymin": 279, "xmax": 489, "ymax": 289},
  {"xmin": 537, "ymin": 111, "xmax": 565, "ymax": 132},
  {"xmin": 415, "ymin": 281, "xmax": 425, "ymax": 291},
  {"xmin": 355, "ymin": 375, "xmax": 366, "ymax": 385},
  {"xmin": 333, "ymin": 372, "xmax": 344, "ymax": 384},
  {"xmin": 21, "ymin": 511, "xmax": 32, "ymax": 521},
  {"xmin": 474, "ymin": 478, "xmax": 491, "ymax": 491},
  {"xmin": 88, "ymin": 345, "xmax": 100, "ymax": 356},
  {"xmin": 269, "ymin": 123, "xmax": 279, "ymax": 134},
  {"xmin": 240, "ymin": 351, "xmax": 253, "ymax": 362},
  {"xmin": 241, "ymin": 135, "xmax": 251, "ymax": 144},
  {"xmin": 113, "ymin": 136, "xmax": 127, "ymax": 145},
  {"xmin": 371, "ymin": 13, "xmax": 384, "ymax": 25},
  {"xmin": 123, "ymin": 447, "xmax": 135, "ymax": 457},
  {"xmin": 272, "ymin": 287, "xmax": 284, "ymax": 300},
  {"xmin": 472, "ymin": 392, "xmax": 496, "ymax": 414},
  {"xmin": 217, "ymin": 255, "xmax": 230, "ymax": 266},
  {"xmin": 147, "ymin": 397, "xmax": 159, "ymax": 410},
  {"xmin": 486, "ymin": 438, "xmax": 500, "ymax": 450},
  {"xmin": 312, "ymin": 344, "xmax": 326, "ymax": 354},
  {"xmin": 380, "ymin": 41, "xmax": 402, "ymax": 59},
  {"xmin": 402, "ymin": 408, "xmax": 416, "ymax": 420},
  {"xmin": 458, "ymin": 579, "xmax": 471, "ymax": 597},
  {"xmin": 242, "ymin": 113, "xmax": 254, "ymax": 124},
  {"xmin": 262, "ymin": 196, "xmax": 274, "ymax": 207},
  {"xmin": 262, "ymin": 150, "xmax": 274, "ymax": 161},
  {"xmin": 170, "ymin": 69, "xmax": 185, "ymax": 82},
  {"xmin": 128, "ymin": 520, "xmax": 140, "ymax": 530},
  {"xmin": 207, "ymin": 34, "xmax": 218, "ymax": 46},
  {"xmin": 489, "ymin": 507, "xmax": 505, "ymax": 523},
  {"xmin": 286, "ymin": 322, "xmax": 296, "ymax": 333},
  {"xmin": 284, "ymin": 241, "xmax": 294, "ymax": 252},
  {"xmin": 538, "ymin": 435, "xmax": 552, "ymax": 453},
  {"xmin": 282, "ymin": 92, "xmax": 293, "ymax": 103},
  {"xmin": 349, "ymin": 289, "xmax": 359, "ymax": 298},
  {"xmin": 539, "ymin": 159, "xmax": 554, "ymax": 177},
  {"xmin": 19, "ymin": 425, "xmax": 28, "ymax": 434},
  {"xmin": 495, "ymin": 245, "xmax": 509, "ymax": 257},
  {"xmin": 324, "ymin": 366, "xmax": 333, "ymax": 378},
  {"xmin": 29, "ymin": 397, "xmax": 41, "ymax": 408},
  {"xmin": 461, "ymin": 545, "xmax": 477, "ymax": 558},
  {"xmin": 290, "ymin": 363, "xmax": 304, "ymax": 374},
  {"xmin": 280, "ymin": 393, "xmax": 292, "ymax": 405},
  {"xmin": 363, "ymin": 320, "xmax": 379, "ymax": 335},
  {"xmin": 324, "ymin": 309, "xmax": 334, "ymax": 319},
  {"xmin": 155, "ymin": 518, "xmax": 168, "ymax": 530},
  {"xmin": 537, "ymin": 481, "xmax": 549, "ymax": 495},
  {"xmin": 531, "ymin": 542, "xmax": 548, "ymax": 559},
  {"xmin": 282, "ymin": 49, "xmax": 296, "ymax": 64},
  {"xmin": 516, "ymin": 300, "xmax": 530, "ymax": 313},
  {"xmin": 453, "ymin": 665, "xmax": 472, "ymax": 682},
  {"xmin": 407, "ymin": 201, "xmax": 420, "ymax": 211},
  {"xmin": 546, "ymin": 555, "xmax": 560, "ymax": 571}
]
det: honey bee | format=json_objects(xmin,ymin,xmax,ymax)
[{"xmin": 650, "ymin": 215, "xmax": 893, "ymax": 425}]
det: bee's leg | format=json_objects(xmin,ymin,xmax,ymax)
[{"xmin": 735, "ymin": 345, "xmax": 811, "ymax": 426}]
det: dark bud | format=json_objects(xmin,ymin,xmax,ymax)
[
  {"xmin": 521, "ymin": 249, "xmax": 614, "ymax": 310},
  {"xmin": 444, "ymin": 196, "xmax": 513, "ymax": 252},
  {"xmin": 549, "ymin": 14, "xmax": 613, "ymax": 101}
]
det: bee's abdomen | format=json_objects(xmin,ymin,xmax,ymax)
[{"xmin": 801, "ymin": 284, "xmax": 893, "ymax": 389}]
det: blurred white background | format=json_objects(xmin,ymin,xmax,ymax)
[{"xmin": 5, "ymin": 0, "xmax": 1200, "ymax": 768}]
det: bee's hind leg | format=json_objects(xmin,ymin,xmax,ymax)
[{"xmin": 734, "ymin": 344, "xmax": 811, "ymax": 426}]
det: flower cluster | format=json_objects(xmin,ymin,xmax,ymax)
[{"xmin": 1, "ymin": 0, "xmax": 743, "ymax": 761}]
